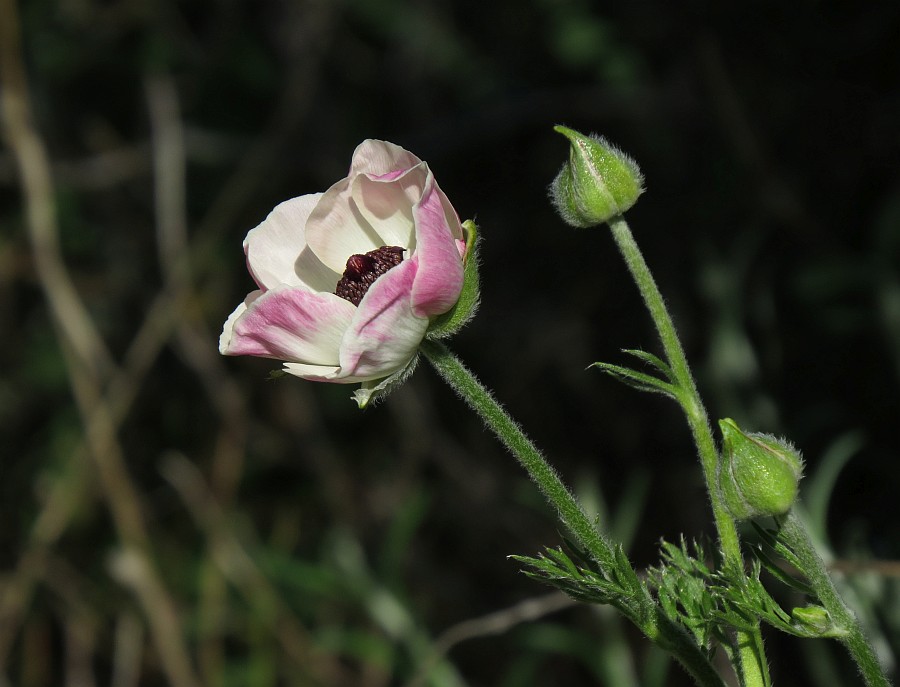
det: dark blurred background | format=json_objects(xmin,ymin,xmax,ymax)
[{"xmin": 2, "ymin": 0, "xmax": 899, "ymax": 685}]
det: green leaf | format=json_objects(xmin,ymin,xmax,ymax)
[
  {"xmin": 592, "ymin": 362, "xmax": 678, "ymax": 398},
  {"xmin": 751, "ymin": 521, "xmax": 805, "ymax": 571},
  {"xmin": 511, "ymin": 545, "xmax": 646, "ymax": 623},
  {"xmin": 752, "ymin": 544, "xmax": 814, "ymax": 595},
  {"xmin": 648, "ymin": 538, "xmax": 726, "ymax": 650},
  {"xmin": 621, "ymin": 348, "xmax": 674, "ymax": 380}
]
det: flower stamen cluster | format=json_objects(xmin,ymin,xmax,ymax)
[{"xmin": 335, "ymin": 245, "xmax": 405, "ymax": 306}]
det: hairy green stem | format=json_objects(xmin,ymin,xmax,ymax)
[
  {"xmin": 778, "ymin": 511, "xmax": 891, "ymax": 687},
  {"xmin": 419, "ymin": 339, "xmax": 615, "ymax": 570},
  {"xmin": 606, "ymin": 216, "xmax": 768, "ymax": 687},
  {"xmin": 420, "ymin": 339, "xmax": 726, "ymax": 687}
]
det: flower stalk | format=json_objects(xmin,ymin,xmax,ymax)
[
  {"xmin": 776, "ymin": 510, "xmax": 891, "ymax": 687},
  {"xmin": 419, "ymin": 339, "xmax": 615, "ymax": 571},
  {"xmin": 606, "ymin": 216, "xmax": 740, "ymax": 558},
  {"xmin": 606, "ymin": 215, "xmax": 769, "ymax": 687},
  {"xmin": 420, "ymin": 338, "xmax": 727, "ymax": 687}
]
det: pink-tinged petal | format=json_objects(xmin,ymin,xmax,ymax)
[
  {"xmin": 244, "ymin": 194, "xmax": 339, "ymax": 292},
  {"xmin": 219, "ymin": 290, "xmax": 261, "ymax": 355},
  {"xmin": 352, "ymin": 162, "xmax": 429, "ymax": 249},
  {"xmin": 437, "ymin": 183, "xmax": 466, "ymax": 243},
  {"xmin": 221, "ymin": 286, "xmax": 355, "ymax": 365},
  {"xmin": 349, "ymin": 140, "xmax": 422, "ymax": 177},
  {"xmin": 409, "ymin": 179, "xmax": 465, "ymax": 317},
  {"xmin": 338, "ymin": 259, "xmax": 428, "ymax": 380},
  {"xmin": 221, "ymin": 140, "xmax": 470, "ymax": 401},
  {"xmin": 374, "ymin": 169, "xmax": 406, "ymax": 182},
  {"xmin": 305, "ymin": 177, "xmax": 382, "ymax": 274}
]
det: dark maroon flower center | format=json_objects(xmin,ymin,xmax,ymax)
[{"xmin": 334, "ymin": 245, "xmax": 405, "ymax": 306}]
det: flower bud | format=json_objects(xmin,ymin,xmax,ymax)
[
  {"xmin": 717, "ymin": 418, "xmax": 804, "ymax": 520},
  {"xmin": 549, "ymin": 125, "xmax": 644, "ymax": 227},
  {"xmin": 791, "ymin": 605, "xmax": 843, "ymax": 637}
]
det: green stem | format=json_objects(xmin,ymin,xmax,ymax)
[
  {"xmin": 419, "ymin": 339, "xmax": 726, "ymax": 687},
  {"xmin": 419, "ymin": 338, "xmax": 615, "ymax": 570},
  {"xmin": 778, "ymin": 511, "xmax": 891, "ymax": 687},
  {"xmin": 606, "ymin": 216, "xmax": 768, "ymax": 687}
]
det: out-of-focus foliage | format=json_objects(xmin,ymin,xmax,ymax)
[{"xmin": 1, "ymin": 0, "xmax": 899, "ymax": 685}]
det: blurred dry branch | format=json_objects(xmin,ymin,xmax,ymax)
[
  {"xmin": 161, "ymin": 452, "xmax": 347, "ymax": 684},
  {"xmin": 406, "ymin": 591, "xmax": 577, "ymax": 687},
  {"xmin": 0, "ymin": 0, "xmax": 350, "ymax": 682},
  {"xmin": 0, "ymin": 1, "xmax": 201, "ymax": 684}
]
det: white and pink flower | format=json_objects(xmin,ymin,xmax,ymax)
[{"xmin": 219, "ymin": 140, "xmax": 467, "ymax": 396}]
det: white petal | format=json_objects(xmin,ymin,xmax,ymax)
[
  {"xmin": 349, "ymin": 140, "xmax": 422, "ymax": 177},
  {"xmin": 352, "ymin": 163, "xmax": 429, "ymax": 249},
  {"xmin": 282, "ymin": 362, "xmax": 343, "ymax": 381},
  {"xmin": 305, "ymin": 178, "xmax": 382, "ymax": 274},
  {"xmin": 244, "ymin": 194, "xmax": 340, "ymax": 292}
]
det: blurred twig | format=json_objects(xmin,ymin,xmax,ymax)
[
  {"xmin": 0, "ymin": 128, "xmax": 241, "ymax": 189},
  {"xmin": 160, "ymin": 452, "xmax": 348, "ymax": 685},
  {"xmin": 146, "ymin": 72, "xmax": 252, "ymax": 502},
  {"xmin": 191, "ymin": 0, "xmax": 335, "ymax": 251},
  {"xmin": 830, "ymin": 560, "xmax": 900, "ymax": 577},
  {"xmin": 1, "ymin": 1, "xmax": 338, "ymax": 675},
  {"xmin": 405, "ymin": 591, "xmax": 577, "ymax": 687},
  {"xmin": 111, "ymin": 612, "xmax": 144, "ymax": 687},
  {"xmin": 0, "ymin": 2, "xmax": 200, "ymax": 685},
  {"xmin": 63, "ymin": 614, "xmax": 97, "ymax": 687},
  {"xmin": 0, "ymin": 0, "xmax": 114, "ymax": 382}
]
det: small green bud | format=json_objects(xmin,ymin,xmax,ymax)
[
  {"xmin": 549, "ymin": 125, "xmax": 644, "ymax": 227},
  {"xmin": 717, "ymin": 418, "xmax": 804, "ymax": 520},
  {"xmin": 791, "ymin": 605, "xmax": 841, "ymax": 636}
]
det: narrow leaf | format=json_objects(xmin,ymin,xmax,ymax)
[
  {"xmin": 622, "ymin": 348, "xmax": 674, "ymax": 380},
  {"xmin": 592, "ymin": 362, "xmax": 677, "ymax": 398},
  {"xmin": 753, "ymin": 545, "xmax": 814, "ymax": 595}
]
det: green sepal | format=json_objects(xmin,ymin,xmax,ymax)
[
  {"xmin": 426, "ymin": 220, "xmax": 481, "ymax": 340},
  {"xmin": 790, "ymin": 605, "xmax": 847, "ymax": 638},
  {"xmin": 352, "ymin": 356, "xmax": 419, "ymax": 409}
]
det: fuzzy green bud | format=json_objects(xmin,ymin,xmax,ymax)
[
  {"xmin": 791, "ymin": 605, "xmax": 844, "ymax": 637},
  {"xmin": 717, "ymin": 418, "xmax": 804, "ymax": 520},
  {"xmin": 550, "ymin": 125, "xmax": 644, "ymax": 227}
]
